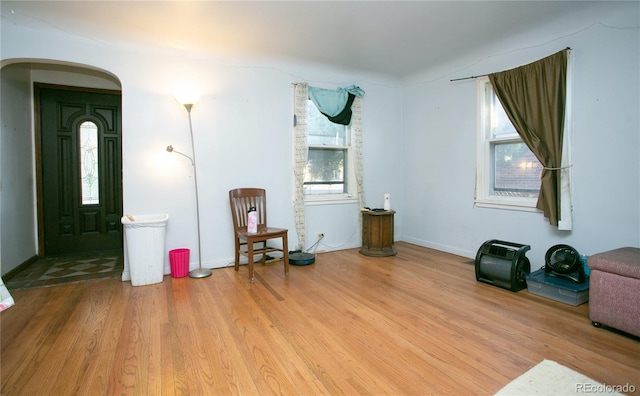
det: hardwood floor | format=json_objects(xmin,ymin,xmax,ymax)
[{"xmin": 1, "ymin": 242, "xmax": 638, "ymax": 395}]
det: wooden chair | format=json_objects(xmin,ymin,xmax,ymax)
[{"xmin": 229, "ymin": 188, "xmax": 289, "ymax": 282}]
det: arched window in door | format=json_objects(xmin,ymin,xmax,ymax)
[{"xmin": 79, "ymin": 120, "xmax": 99, "ymax": 205}]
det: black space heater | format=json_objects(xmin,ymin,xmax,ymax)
[{"xmin": 475, "ymin": 239, "xmax": 531, "ymax": 292}]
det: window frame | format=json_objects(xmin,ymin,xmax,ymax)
[
  {"xmin": 304, "ymin": 100, "xmax": 357, "ymax": 205},
  {"xmin": 475, "ymin": 76, "xmax": 540, "ymax": 211}
]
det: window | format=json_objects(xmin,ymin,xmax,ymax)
[
  {"xmin": 79, "ymin": 120, "xmax": 100, "ymax": 205},
  {"xmin": 304, "ymin": 100, "xmax": 356, "ymax": 201},
  {"xmin": 476, "ymin": 77, "xmax": 542, "ymax": 210}
]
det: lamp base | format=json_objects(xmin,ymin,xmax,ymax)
[{"xmin": 189, "ymin": 268, "xmax": 212, "ymax": 278}]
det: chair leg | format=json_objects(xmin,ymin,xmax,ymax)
[
  {"xmin": 234, "ymin": 238, "xmax": 240, "ymax": 271},
  {"xmin": 283, "ymin": 233, "xmax": 289, "ymax": 275},
  {"xmin": 247, "ymin": 237, "xmax": 255, "ymax": 283}
]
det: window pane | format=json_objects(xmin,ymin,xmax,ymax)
[
  {"xmin": 304, "ymin": 148, "xmax": 345, "ymax": 195},
  {"xmin": 491, "ymin": 94, "xmax": 517, "ymax": 138},
  {"xmin": 80, "ymin": 121, "xmax": 99, "ymax": 205},
  {"xmin": 493, "ymin": 142, "xmax": 541, "ymax": 198},
  {"xmin": 306, "ymin": 100, "xmax": 346, "ymax": 145}
]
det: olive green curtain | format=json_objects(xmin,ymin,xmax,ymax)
[{"xmin": 489, "ymin": 49, "xmax": 568, "ymax": 227}]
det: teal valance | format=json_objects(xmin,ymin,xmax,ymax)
[{"xmin": 308, "ymin": 85, "xmax": 364, "ymax": 125}]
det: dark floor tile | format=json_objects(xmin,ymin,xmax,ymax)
[{"xmin": 5, "ymin": 252, "xmax": 124, "ymax": 290}]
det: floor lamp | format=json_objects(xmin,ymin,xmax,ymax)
[{"xmin": 167, "ymin": 95, "xmax": 212, "ymax": 278}]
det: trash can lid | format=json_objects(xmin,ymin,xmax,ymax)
[{"xmin": 121, "ymin": 213, "xmax": 169, "ymax": 225}]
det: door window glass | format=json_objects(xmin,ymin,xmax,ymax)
[{"xmin": 79, "ymin": 121, "xmax": 99, "ymax": 205}]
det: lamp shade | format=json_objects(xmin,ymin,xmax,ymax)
[{"xmin": 174, "ymin": 90, "xmax": 200, "ymax": 106}]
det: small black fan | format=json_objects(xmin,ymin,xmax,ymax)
[{"xmin": 544, "ymin": 244, "xmax": 586, "ymax": 283}]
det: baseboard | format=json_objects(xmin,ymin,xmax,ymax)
[
  {"xmin": 400, "ymin": 237, "xmax": 475, "ymax": 259},
  {"xmin": 2, "ymin": 255, "xmax": 39, "ymax": 281}
]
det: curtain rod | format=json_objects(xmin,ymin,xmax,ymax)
[
  {"xmin": 450, "ymin": 74, "xmax": 488, "ymax": 82},
  {"xmin": 450, "ymin": 47, "xmax": 572, "ymax": 82}
]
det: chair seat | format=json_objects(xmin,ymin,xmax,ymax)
[{"xmin": 237, "ymin": 226, "xmax": 288, "ymax": 239}]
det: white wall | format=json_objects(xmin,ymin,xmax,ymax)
[
  {"xmin": 0, "ymin": 64, "xmax": 36, "ymax": 275},
  {"xmin": 401, "ymin": 3, "xmax": 640, "ymax": 267},
  {"xmin": 0, "ymin": 20, "xmax": 402, "ymax": 275}
]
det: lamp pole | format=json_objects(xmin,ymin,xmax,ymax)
[{"xmin": 182, "ymin": 103, "xmax": 212, "ymax": 278}]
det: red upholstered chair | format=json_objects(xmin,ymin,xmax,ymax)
[{"xmin": 228, "ymin": 188, "xmax": 289, "ymax": 282}]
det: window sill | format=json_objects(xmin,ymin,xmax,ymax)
[
  {"xmin": 474, "ymin": 198, "xmax": 540, "ymax": 213},
  {"xmin": 305, "ymin": 196, "xmax": 359, "ymax": 206}
]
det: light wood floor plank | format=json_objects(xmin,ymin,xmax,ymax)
[{"xmin": 2, "ymin": 242, "xmax": 638, "ymax": 395}]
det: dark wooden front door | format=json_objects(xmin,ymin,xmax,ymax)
[{"xmin": 37, "ymin": 85, "xmax": 123, "ymax": 256}]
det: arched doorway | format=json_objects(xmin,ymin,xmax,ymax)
[{"xmin": 1, "ymin": 60, "xmax": 123, "ymax": 285}]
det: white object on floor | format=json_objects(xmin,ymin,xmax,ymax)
[
  {"xmin": 121, "ymin": 214, "xmax": 169, "ymax": 286},
  {"xmin": 0, "ymin": 277, "xmax": 15, "ymax": 311},
  {"xmin": 495, "ymin": 359, "xmax": 627, "ymax": 395}
]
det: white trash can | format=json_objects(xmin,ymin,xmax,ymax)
[{"xmin": 121, "ymin": 214, "xmax": 169, "ymax": 286}]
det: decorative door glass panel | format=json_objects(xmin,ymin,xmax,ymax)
[{"xmin": 79, "ymin": 121, "xmax": 99, "ymax": 205}]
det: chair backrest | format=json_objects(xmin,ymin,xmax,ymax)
[{"xmin": 229, "ymin": 188, "xmax": 268, "ymax": 231}]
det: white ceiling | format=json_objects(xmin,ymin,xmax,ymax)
[{"xmin": 2, "ymin": 1, "xmax": 603, "ymax": 78}]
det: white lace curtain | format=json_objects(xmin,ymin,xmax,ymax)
[
  {"xmin": 352, "ymin": 96, "xmax": 365, "ymax": 212},
  {"xmin": 293, "ymin": 83, "xmax": 308, "ymax": 251},
  {"xmin": 293, "ymin": 83, "xmax": 365, "ymax": 251}
]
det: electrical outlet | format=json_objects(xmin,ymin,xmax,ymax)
[{"xmin": 317, "ymin": 232, "xmax": 324, "ymax": 238}]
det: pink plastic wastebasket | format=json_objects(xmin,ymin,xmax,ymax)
[{"xmin": 169, "ymin": 248, "xmax": 190, "ymax": 278}]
